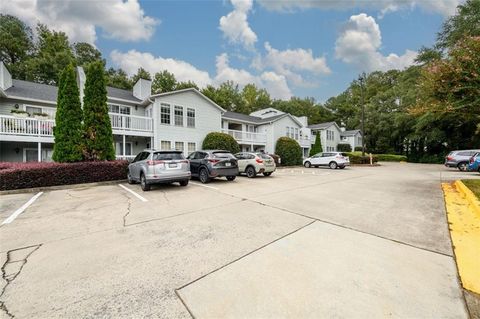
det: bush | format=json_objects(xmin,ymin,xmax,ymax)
[
  {"xmin": 202, "ymin": 132, "xmax": 240, "ymax": 154},
  {"xmin": 376, "ymin": 154, "xmax": 407, "ymax": 162},
  {"xmin": 347, "ymin": 153, "xmax": 378, "ymax": 164},
  {"xmin": 268, "ymin": 153, "xmax": 281, "ymax": 166},
  {"xmin": 275, "ymin": 137, "xmax": 302, "ymax": 166},
  {"xmin": 354, "ymin": 146, "xmax": 363, "ymax": 152},
  {"xmin": 407, "ymin": 154, "xmax": 444, "ymax": 164},
  {"xmin": 337, "ymin": 143, "xmax": 352, "ymax": 152},
  {"xmin": 0, "ymin": 161, "xmax": 128, "ymax": 191}
]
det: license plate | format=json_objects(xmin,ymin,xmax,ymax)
[
  {"xmin": 225, "ymin": 162, "xmax": 231, "ymax": 167},
  {"xmin": 169, "ymin": 163, "xmax": 177, "ymax": 168}
]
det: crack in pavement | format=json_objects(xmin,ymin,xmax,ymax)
[
  {"xmin": 120, "ymin": 192, "xmax": 132, "ymax": 227},
  {"xmin": 0, "ymin": 244, "xmax": 42, "ymax": 318}
]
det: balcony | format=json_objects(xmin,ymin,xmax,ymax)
[
  {"xmin": 0, "ymin": 115, "xmax": 55, "ymax": 142},
  {"xmin": 109, "ymin": 113, "xmax": 153, "ymax": 136},
  {"xmin": 222, "ymin": 129, "xmax": 267, "ymax": 144}
]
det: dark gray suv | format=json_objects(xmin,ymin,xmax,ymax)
[{"xmin": 187, "ymin": 150, "xmax": 239, "ymax": 183}]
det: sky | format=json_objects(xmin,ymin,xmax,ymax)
[{"xmin": 0, "ymin": 0, "xmax": 460, "ymax": 102}]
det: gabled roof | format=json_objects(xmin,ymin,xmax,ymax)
[
  {"xmin": 341, "ymin": 129, "xmax": 362, "ymax": 137},
  {"xmin": 150, "ymin": 88, "xmax": 225, "ymax": 112},
  {"xmin": 4, "ymin": 79, "xmax": 141, "ymax": 104},
  {"xmin": 307, "ymin": 121, "xmax": 339, "ymax": 130},
  {"xmin": 222, "ymin": 111, "xmax": 303, "ymax": 126}
]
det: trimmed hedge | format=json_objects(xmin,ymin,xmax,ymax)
[
  {"xmin": 275, "ymin": 137, "xmax": 302, "ymax": 166},
  {"xmin": 0, "ymin": 161, "xmax": 128, "ymax": 191},
  {"xmin": 202, "ymin": 132, "xmax": 240, "ymax": 154},
  {"xmin": 376, "ymin": 154, "xmax": 407, "ymax": 162},
  {"xmin": 346, "ymin": 153, "xmax": 378, "ymax": 164},
  {"xmin": 354, "ymin": 146, "xmax": 363, "ymax": 152},
  {"xmin": 337, "ymin": 143, "xmax": 352, "ymax": 152}
]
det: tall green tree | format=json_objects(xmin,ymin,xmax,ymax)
[
  {"xmin": 176, "ymin": 80, "xmax": 199, "ymax": 91},
  {"xmin": 105, "ymin": 68, "xmax": 132, "ymax": 90},
  {"xmin": 82, "ymin": 61, "xmax": 115, "ymax": 161},
  {"xmin": 201, "ymin": 81, "xmax": 244, "ymax": 111},
  {"xmin": 238, "ymin": 84, "xmax": 271, "ymax": 114},
  {"xmin": 73, "ymin": 42, "xmax": 103, "ymax": 66},
  {"xmin": 131, "ymin": 67, "xmax": 151, "ymax": 84},
  {"xmin": 309, "ymin": 132, "xmax": 323, "ymax": 156},
  {"xmin": 26, "ymin": 24, "xmax": 75, "ymax": 85},
  {"xmin": 0, "ymin": 14, "xmax": 33, "ymax": 79},
  {"xmin": 52, "ymin": 64, "xmax": 83, "ymax": 162},
  {"xmin": 152, "ymin": 70, "xmax": 177, "ymax": 93}
]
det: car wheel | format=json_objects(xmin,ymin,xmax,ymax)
[
  {"xmin": 457, "ymin": 162, "xmax": 468, "ymax": 171},
  {"xmin": 304, "ymin": 161, "xmax": 311, "ymax": 168},
  {"xmin": 246, "ymin": 166, "xmax": 256, "ymax": 178},
  {"xmin": 263, "ymin": 172, "xmax": 272, "ymax": 176},
  {"xmin": 329, "ymin": 161, "xmax": 338, "ymax": 169},
  {"xmin": 179, "ymin": 180, "xmax": 189, "ymax": 186},
  {"xmin": 127, "ymin": 172, "xmax": 135, "ymax": 184},
  {"xmin": 140, "ymin": 173, "xmax": 151, "ymax": 191},
  {"xmin": 226, "ymin": 176, "xmax": 236, "ymax": 181},
  {"xmin": 199, "ymin": 168, "xmax": 210, "ymax": 184}
]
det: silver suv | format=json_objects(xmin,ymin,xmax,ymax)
[
  {"xmin": 445, "ymin": 149, "xmax": 480, "ymax": 171},
  {"xmin": 128, "ymin": 150, "xmax": 191, "ymax": 191},
  {"xmin": 235, "ymin": 152, "xmax": 276, "ymax": 178}
]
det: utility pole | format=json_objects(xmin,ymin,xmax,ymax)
[{"xmin": 359, "ymin": 72, "xmax": 366, "ymax": 157}]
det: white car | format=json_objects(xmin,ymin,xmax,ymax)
[{"xmin": 303, "ymin": 152, "xmax": 350, "ymax": 169}]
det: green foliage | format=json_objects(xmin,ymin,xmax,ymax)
[
  {"xmin": 176, "ymin": 81, "xmax": 199, "ymax": 91},
  {"xmin": 354, "ymin": 146, "xmax": 363, "ymax": 152},
  {"xmin": 376, "ymin": 154, "xmax": 407, "ymax": 162},
  {"xmin": 52, "ymin": 64, "xmax": 83, "ymax": 162},
  {"xmin": 105, "ymin": 67, "xmax": 132, "ymax": 90},
  {"xmin": 275, "ymin": 137, "xmax": 302, "ymax": 166},
  {"xmin": 131, "ymin": 67, "xmax": 151, "ymax": 84},
  {"xmin": 238, "ymin": 84, "xmax": 271, "ymax": 114},
  {"xmin": 0, "ymin": 14, "xmax": 33, "ymax": 79},
  {"xmin": 202, "ymin": 132, "xmax": 240, "ymax": 154},
  {"xmin": 337, "ymin": 143, "xmax": 352, "ymax": 152},
  {"xmin": 201, "ymin": 81, "xmax": 243, "ymax": 111},
  {"xmin": 273, "ymin": 97, "xmax": 335, "ymax": 125},
  {"xmin": 152, "ymin": 70, "xmax": 177, "ymax": 93},
  {"xmin": 309, "ymin": 132, "xmax": 323, "ymax": 156},
  {"xmin": 346, "ymin": 153, "xmax": 378, "ymax": 164},
  {"xmin": 73, "ymin": 42, "xmax": 103, "ymax": 66},
  {"xmin": 82, "ymin": 61, "xmax": 115, "ymax": 161}
]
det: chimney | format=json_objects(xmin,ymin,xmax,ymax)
[
  {"xmin": 0, "ymin": 61, "xmax": 12, "ymax": 90},
  {"xmin": 76, "ymin": 66, "xmax": 86, "ymax": 105},
  {"xmin": 133, "ymin": 78, "xmax": 152, "ymax": 100}
]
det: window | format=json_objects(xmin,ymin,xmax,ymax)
[
  {"xmin": 174, "ymin": 106, "xmax": 183, "ymax": 126},
  {"xmin": 153, "ymin": 152, "xmax": 184, "ymax": 160},
  {"xmin": 145, "ymin": 106, "xmax": 152, "ymax": 118},
  {"xmin": 326, "ymin": 130, "xmax": 335, "ymax": 141},
  {"xmin": 295, "ymin": 128, "xmax": 299, "ymax": 140},
  {"xmin": 108, "ymin": 104, "xmax": 130, "ymax": 115},
  {"xmin": 115, "ymin": 142, "xmax": 132, "ymax": 156},
  {"xmin": 25, "ymin": 105, "xmax": 56, "ymax": 119},
  {"xmin": 188, "ymin": 142, "xmax": 196, "ymax": 153},
  {"xmin": 175, "ymin": 141, "xmax": 184, "ymax": 152},
  {"xmin": 161, "ymin": 140, "xmax": 171, "ymax": 150},
  {"xmin": 187, "ymin": 108, "xmax": 195, "ymax": 128},
  {"xmin": 161, "ymin": 103, "xmax": 171, "ymax": 124},
  {"xmin": 286, "ymin": 126, "xmax": 289, "ymax": 137}
]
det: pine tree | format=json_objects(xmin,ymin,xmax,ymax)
[
  {"xmin": 82, "ymin": 61, "xmax": 115, "ymax": 161},
  {"xmin": 309, "ymin": 132, "xmax": 323, "ymax": 156},
  {"xmin": 52, "ymin": 64, "xmax": 83, "ymax": 162}
]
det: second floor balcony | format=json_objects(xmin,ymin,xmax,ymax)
[{"xmin": 222, "ymin": 129, "xmax": 267, "ymax": 145}]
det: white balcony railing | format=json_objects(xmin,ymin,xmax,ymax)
[
  {"xmin": 109, "ymin": 113, "xmax": 153, "ymax": 132},
  {"xmin": 0, "ymin": 115, "xmax": 54, "ymax": 137},
  {"xmin": 222, "ymin": 129, "xmax": 267, "ymax": 144}
]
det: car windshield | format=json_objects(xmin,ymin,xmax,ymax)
[
  {"xmin": 212, "ymin": 152, "xmax": 234, "ymax": 159},
  {"xmin": 256, "ymin": 153, "xmax": 272, "ymax": 159},
  {"xmin": 153, "ymin": 152, "xmax": 184, "ymax": 160}
]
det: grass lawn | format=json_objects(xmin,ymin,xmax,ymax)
[{"xmin": 462, "ymin": 179, "xmax": 480, "ymax": 199}]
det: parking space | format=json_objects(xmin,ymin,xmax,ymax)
[{"xmin": 0, "ymin": 163, "xmax": 475, "ymax": 318}]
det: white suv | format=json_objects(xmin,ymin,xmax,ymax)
[{"xmin": 303, "ymin": 152, "xmax": 350, "ymax": 169}]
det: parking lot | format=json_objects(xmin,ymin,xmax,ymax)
[{"xmin": 0, "ymin": 163, "xmax": 476, "ymax": 318}]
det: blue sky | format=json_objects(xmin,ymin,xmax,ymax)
[{"xmin": 3, "ymin": 0, "xmax": 454, "ymax": 102}]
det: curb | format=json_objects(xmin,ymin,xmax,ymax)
[
  {"xmin": 455, "ymin": 180, "xmax": 480, "ymax": 217},
  {"xmin": 0, "ymin": 180, "xmax": 127, "ymax": 195}
]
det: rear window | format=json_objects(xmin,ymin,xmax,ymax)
[
  {"xmin": 340, "ymin": 153, "xmax": 348, "ymax": 157},
  {"xmin": 257, "ymin": 153, "xmax": 272, "ymax": 160},
  {"xmin": 458, "ymin": 151, "xmax": 471, "ymax": 156},
  {"xmin": 153, "ymin": 152, "xmax": 184, "ymax": 160},
  {"xmin": 212, "ymin": 152, "xmax": 234, "ymax": 159}
]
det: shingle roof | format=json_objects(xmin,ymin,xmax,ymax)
[
  {"xmin": 5, "ymin": 79, "xmax": 141, "ymax": 103},
  {"xmin": 307, "ymin": 121, "xmax": 337, "ymax": 130},
  {"xmin": 341, "ymin": 129, "xmax": 361, "ymax": 137},
  {"xmin": 222, "ymin": 111, "xmax": 290, "ymax": 124}
]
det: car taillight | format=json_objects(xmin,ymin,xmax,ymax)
[
  {"xmin": 470, "ymin": 158, "xmax": 474, "ymax": 164},
  {"xmin": 208, "ymin": 159, "xmax": 220, "ymax": 164},
  {"xmin": 447, "ymin": 156, "xmax": 453, "ymax": 161},
  {"xmin": 147, "ymin": 160, "xmax": 164, "ymax": 166},
  {"xmin": 256, "ymin": 158, "xmax": 264, "ymax": 163},
  {"xmin": 179, "ymin": 160, "xmax": 189, "ymax": 164}
]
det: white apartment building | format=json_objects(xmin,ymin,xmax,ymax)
[{"xmin": 308, "ymin": 122, "xmax": 363, "ymax": 152}]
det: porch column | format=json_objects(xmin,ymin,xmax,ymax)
[
  {"xmin": 37, "ymin": 142, "xmax": 41, "ymax": 162},
  {"xmin": 122, "ymin": 134, "xmax": 126, "ymax": 158}
]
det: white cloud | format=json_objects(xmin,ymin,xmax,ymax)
[
  {"xmin": 110, "ymin": 50, "xmax": 212, "ymax": 88},
  {"xmin": 219, "ymin": 0, "xmax": 257, "ymax": 50},
  {"xmin": 257, "ymin": 0, "xmax": 460, "ymax": 17},
  {"xmin": 335, "ymin": 13, "xmax": 417, "ymax": 72},
  {"xmin": 0, "ymin": 0, "xmax": 158, "ymax": 44},
  {"xmin": 253, "ymin": 42, "xmax": 330, "ymax": 86},
  {"xmin": 215, "ymin": 53, "xmax": 292, "ymax": 99}
]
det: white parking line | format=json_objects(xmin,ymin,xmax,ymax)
[
  {"xmin": 190, "ymin": 182, "xmax": 219, "ymax": 190},
  {"xmin": 118, "ymin": 184, "xmax": 148, "ymax": 202},
  {"xmin": 2, "ymin": 192, "xmax": 43, "ymax": 225}
]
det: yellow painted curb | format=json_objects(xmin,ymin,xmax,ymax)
[
  {"xmin": 455, "ymin": 180, "xmax": 480, "ymax": 217},
  {"xmin": 442, "ymin": 183, "xmax": 480, "ymax": 294}
]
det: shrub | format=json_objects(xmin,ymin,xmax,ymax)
[
  {"xmin": 202, "ymin": 132, "xmax": 240, "ymax": 154},
  {"xmin": 275, "ymin": 137, "xmax": 302, "ymax": 166},
  {"xmin": 347, "ymin": 153, "xmax": 378, "ymax": 164},
  {"xmin": 268, "ymin": 153, "xmax": 281, "ymax": 166},
  {"xmin": 0, "ymin": 161, "xmax": 128, "ymax": 191},
  {"xmin": 337, "ymin": 143, "xmax": 352, "ymax": 152},
  {"xmin": 354, "ymin": 146, "xmax": 363, "ymax": 152},
  {"xmin": 309, "ymin": 132, "xmax": 323, "ymax": 156},
  {"xmin": 376, "ymin": 154, "xmax": 407, "ymax": 162}
]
